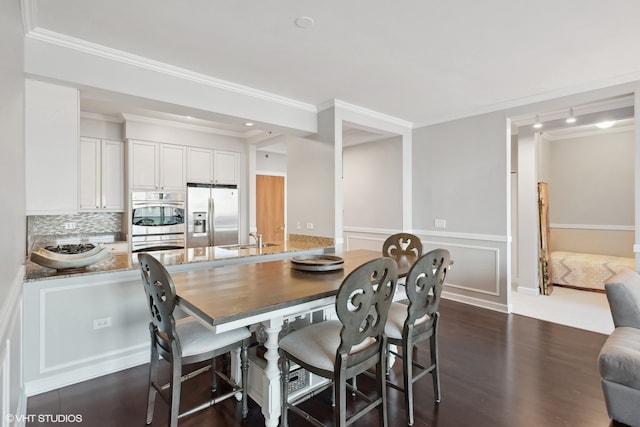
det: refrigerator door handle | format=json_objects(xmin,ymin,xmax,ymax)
[{"xmin": 209, "ymin": 197, "xmax": 215, "ymax": 246}]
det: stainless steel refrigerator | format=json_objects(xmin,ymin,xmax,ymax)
[{"xmin": 186, "ymin": 183, "xmax": 239, "ymax": 248}]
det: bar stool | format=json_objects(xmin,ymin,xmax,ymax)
[
  {"xmin": 138, "ymin": 253, "xmax": 251, "ymax": 427},
  {"xmin": 384, "ymin": 248, "xmax": 451, "ymax": 425},
  {"xmin": 279, "ymin": 257, "xmax": 398, "ymax": 427}
]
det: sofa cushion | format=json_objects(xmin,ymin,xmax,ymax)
[
  {"xmin": 599, "ymin": 326, "xmax": 640, "ymax": 390},
  {"xmin": 605, "ymin": 269, "xmax": 640, "ymax": 329}
]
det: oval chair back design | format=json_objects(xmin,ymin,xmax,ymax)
[
  {"xmin": 404, "ymin": 248, "xmax": 450, "ymax": 331},
  {"xmin": 335, "ymin": 257, "xmax": 398, "ymax": 369},
  {"xmin": 382, "ymin": 233, "xmax": 423, "ymax": 271},
  {"xmin": 139, "ymin": 253, "xmax": 180, "ymax": 358}
]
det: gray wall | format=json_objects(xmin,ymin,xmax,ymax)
[
  {"xmin": 0, "ymin": 0, "xmax": 26, "ymax": 419},
  {"xmin": 287, "ymin": 136, "xmax": 335, "ymax": 239},
  {"xmin": 343, "ymin": 137, "xmax": 403, "ymax": 230},
  {"xmin": 411, "ymin": 111, "xmax": 511, "ymax": 309},
  {"xmin": 545, "ymin": 129, "xmax": 635, "ymax": 257},
  {"xmin": 256, "ymin": 150, "xmax": 287, "ymax": 173},
  {"xmin": 413, "ymin": 112, "xmax": 509, "ymax": 235},
  {"xmin": 548, "ymin": 130, "xmax": 634, "ymax": 226}
]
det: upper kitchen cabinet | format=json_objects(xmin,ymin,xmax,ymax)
[
  {"xmin": 79, "ymin": 137, "xmax": 125, "ymax": 211},
  {"xmin": 187, "ymin": 147, "xmax": 239, "ymax": 185},
  {"xmin": 214, "ymin": 150, "xmax": 239, "ymax": 185},
  {"xmin": 129, "ymin": 140, "xmax": 185, "ymax": 191},
  {"xmin": 25, "ymin": 79, "xmax": 79, "ymax": 215}
]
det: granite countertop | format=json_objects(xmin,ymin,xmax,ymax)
[{"xmin": 24, "ymin": 240, "xmax": 334, "ymax": 282}]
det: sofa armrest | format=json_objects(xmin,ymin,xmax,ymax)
[{"xmin": 605, "ymin": 269, "xmax": 640, "ymax": 329}]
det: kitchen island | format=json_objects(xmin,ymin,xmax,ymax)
[
  {"xmin": 24, "ymin": 239, "xmax": 333, "ymax": 281},
  {"xmin": 22, "ymin": 239, "xmax": 334, "ymax": 397}
]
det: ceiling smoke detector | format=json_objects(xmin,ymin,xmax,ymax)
[{"xmin": 295, "ymin": 16, "xmax": 314, "ymax": 29}]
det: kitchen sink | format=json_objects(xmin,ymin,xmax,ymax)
[{"xmin": 220, "ymin": 242, "xmax": 279, "ymax": 250}]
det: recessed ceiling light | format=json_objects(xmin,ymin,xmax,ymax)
[
  {"xmin": 245, "ymin": 122, "xmax": 254, "ymax": 127},
  {"xmin": 295, "ymin": 16, "xmax": 314, "ymax": 29},
  {"xmin": 595, "ymin": 120, "xmax": 616, "ymax": 129}
]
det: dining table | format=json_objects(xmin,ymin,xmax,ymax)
[{"xmin": 170, "ymin": 249, "xmax": 414, "ymax": 427}]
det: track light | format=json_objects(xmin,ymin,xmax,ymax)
[
  {"xmin": 565, "ymin": 108, "xmax": 576, "ymax": 124},
  {"xmin": 533, "ymin": 115, "xmax": 542, "ymax": 129}
]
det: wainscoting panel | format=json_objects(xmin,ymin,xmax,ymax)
[
  {"xmin": 344, "ymin": 228, "xmax": 510, "ymax": 312},
  {"xmin": 1, "ymin": 267, "xmax": 25, "ymax": 427},
  {"xmin": 24, "ymin": 271, "xmax": 150, "ymax": 396}
]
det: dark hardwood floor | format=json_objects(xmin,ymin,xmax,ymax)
[{"xmin": 27, "ymin": 299, "xmax": 624, "ymax": 427}]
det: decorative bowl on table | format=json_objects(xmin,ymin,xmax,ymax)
[
  {"xmin": 290, "ymin": 254, "xmax": 344, "ymax": 272},
  {"xmin": 30, "ymin": 243, "xmax": 110, "ymax": 271}
]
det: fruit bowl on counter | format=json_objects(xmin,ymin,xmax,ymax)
[{"xmin": 30, "ymin": 243, "xmax": 110, "ymax": 271}]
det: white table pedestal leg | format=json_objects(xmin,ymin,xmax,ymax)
[{"xmin": 261, "ymin": 317, "xmax": 283, "ymax": 427}]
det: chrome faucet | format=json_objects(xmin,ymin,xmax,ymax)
[{"xmin": 249, "ymin": 232, "xmax": 263, "ymax": 248}]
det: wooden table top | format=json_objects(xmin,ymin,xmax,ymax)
[{"xmin": 171, "ymin": 249, "xmax": 404, "ymax": 328}]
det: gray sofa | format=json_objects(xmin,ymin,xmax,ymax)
[{"xmin": 599, "ymin": 268, "xmax": 640, "ymax": 426}]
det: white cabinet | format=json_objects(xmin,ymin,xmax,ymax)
[
  {"xmin": 187, "ymin": 147, "xmax": 239, "ymax": 185},
  {"xmin": 187, "ymin": 147, "xmax": 214, "ymax": 183},
  {"xmin": 160, "ymin": 144, "xmax": 187, "ymax": 190},
  {"xmin": 25, "ymin": 79, "xmax": 79, "ymax": 214},
  {"xmin": 214, "ymin": 150, "xmax": 239, "ymax": 185},
  {"xmin": 79, "ymin": 137, "xmax": 124, "ymax": 211},
  {"xmin": 130, "ymin": 140, "xmax": 185, "ymax": 191}
]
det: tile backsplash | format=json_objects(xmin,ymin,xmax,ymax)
[{"xmin": 27, "ymin": 212, "xmax": 125, "ymax": 251}]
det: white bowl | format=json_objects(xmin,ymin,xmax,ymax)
[{"xmin": 30, "ymin": 245, "xmax": 110, "ymax": 270}]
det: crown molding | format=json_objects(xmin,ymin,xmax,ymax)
[
  {"xmin": 319, "ymin": 99, "xmax": 414, "ymax": 129},
  {"xmin": 543, "ymin": 124, "xmax": 635, "ymax": 141},
  {"xmin": 120, "ymin": 113, "xmax": 265, "ymax": 138},
  {"xmin": 419, "ymin": 73, "xmax": 640, "ymax": 128},
  {"xmin": 24, "ymin": 27, "xmax": 318, "ymax": 115},
  {"xmin": 80, "ymin": 111, "xmax": 123, "ymax": 124}
]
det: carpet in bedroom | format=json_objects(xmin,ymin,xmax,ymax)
[{"xmin": 511, "ymin": 285, "xmax": 614, "ymax": 335}]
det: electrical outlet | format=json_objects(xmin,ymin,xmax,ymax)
[
  {"xmin": 64, "ymin": 222, "xmax": 76, "ymax": 230},
  {"xmin": 297, "ymin": 221, "xmax": 301, "ymax": 230},
  {"xmin": 306, "ymin": 223, "xmax": 314, "ymax": 230},
  {"xmin": 93, "ymin": 317, "xmax": 112, "ymax": 330},
  {"xmin": 434, "ymin": 219, "xmax": 446, "ymax": 229}
]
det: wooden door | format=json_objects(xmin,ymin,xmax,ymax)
[
  {"xmin": 538, "ymin": 182, "xmax": 553, "ymax": 295},
  {"xmin": 257, "ymin": 175, "xmax": 285, "ymax": 242}
]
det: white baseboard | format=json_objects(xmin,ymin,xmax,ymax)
[
  {"xmin": 516, "ymin": 285, "xmax": 540, "ymax": 296},
  {"xmin": 442, "ymin": 290, "xmax": 510, "ymax": 314},
  {"xmin": 24, "ymin": 350, "xmax": 148, "ymax": 396}
]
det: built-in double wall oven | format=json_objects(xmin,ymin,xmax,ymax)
[{"xmin": 131, "ymin": 191, "xmax": 185, "ymax": 252}]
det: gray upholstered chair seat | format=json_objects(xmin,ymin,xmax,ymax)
[
  {"xmin": 176, "ymin": 318, "xmax": 251, "ymax": 359},
  {"xmin": 278, "ymin": 320, "xmax": 377, "ymax": 372},
  {"xmin": 384, "ymin": 302, "xmax": 429, "ymax": 340}
]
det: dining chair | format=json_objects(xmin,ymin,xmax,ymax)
[
  {"xmin": 382, "ymin": 232, "xmax": 423, "ymax": 274},
  {"xmin": 384, "ymin": 248, "xmax": 451, "ymax": 426},
  {"xmin": 278, "ymin": 257, "xmax": 398, "ymax": 427},
  {"xmin": 138, "ymin": 253, "xmax": 251, "ymax": 427}
]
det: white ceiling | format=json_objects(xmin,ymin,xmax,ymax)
[{"xmin": 27, "ymin": 0, "xmax": 640, "ymax": 134}]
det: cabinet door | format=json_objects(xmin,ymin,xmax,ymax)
[
  {"xmin": 130, "ymin": 140, "xmax": 159, "ymax": 190},
  {"xmin": 160, "ymin": 144, "xmax": 186, "ymax": 190},
  {"xmin": 79, "ymin": 137, "xmax": 101, "ymax": 210},
  {"xmin": 187, "ymin": 147, "xmax": 214, "ymax": 183},
  {"xmin": 101, "ymin": 140, "xmax": 125, "ymax": 210},
  {"xmin": 25, "ymin": 79, "xmax": 79, "ymax": 214},
  {"xmin": 213, "ymin": 150, "xmax": 239, "ymax": 185}
]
